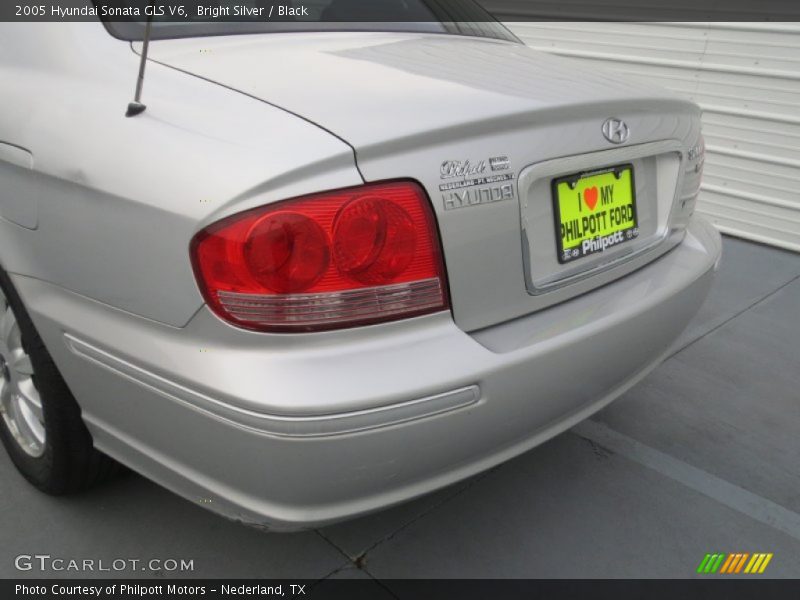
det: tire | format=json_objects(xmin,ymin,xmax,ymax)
[{"xmin": 0, "ymin": 266, "xmax": 119, "ymax": 494}]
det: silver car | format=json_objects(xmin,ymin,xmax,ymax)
[{"xmin": 0, "ymin": 4, "xmax": 720, "ymax": 530}]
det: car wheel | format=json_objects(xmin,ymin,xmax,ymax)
[{"xmin": 0, "ymin": 267, "xmax": 119, "ymax": 494}]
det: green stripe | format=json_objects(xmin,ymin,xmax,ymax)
[
  {"xmin": 705, "ymin": 554, "xmax": 719, "ymax": 573},
  {"xmin": 697, "ymin": 554, "xmax": 713, "ymax": 573},
  {"xmin": 710, "ymin": 554, "xmax": 726, "ymax": 573},
  {"xmin": 704, "ymin": 554, "xmax": 718, "ymax": 573}
]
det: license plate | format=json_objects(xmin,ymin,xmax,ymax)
[{"xmin": 552, "ymin": 164, "xmax": 639, "ymax": 264}]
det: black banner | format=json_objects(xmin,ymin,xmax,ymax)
[
  {"xmin": 4, "ymin": 579, "xmax": 800, "ymax": 600},
  {"xmin": 2, "ymin": 0, "xmax": 800, "ymax": 22}
]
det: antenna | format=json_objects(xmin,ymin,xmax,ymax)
[{"xmin": 126, "ymin": 9, "xmax": 154, "ymax": 118}]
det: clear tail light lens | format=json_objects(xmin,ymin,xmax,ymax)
[{"xmin": 191, "ymin": 181, "xmax": 449, "ymax": 332}]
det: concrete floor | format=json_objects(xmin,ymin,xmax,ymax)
[{"xmin": 2, "ymin": 236, "xmax": 799, "ymax": 582}]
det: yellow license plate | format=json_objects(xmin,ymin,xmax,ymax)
[{"xmin": 552, "ymin": 164, "xmax": 639, "ymax": 264}]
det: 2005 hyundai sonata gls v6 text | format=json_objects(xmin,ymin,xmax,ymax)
[{"xmin": 0, "ymin": 3, "xmax": 720, "ymax": 530}]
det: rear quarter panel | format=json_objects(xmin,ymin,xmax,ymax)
[{"xmin": 0, "ymin": 23, "xmax": 361, "ymax": 326}]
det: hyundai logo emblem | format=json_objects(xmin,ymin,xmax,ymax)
[{"xmin": 602, "ymin": 118, "xmax": 630, "ymax": 144}]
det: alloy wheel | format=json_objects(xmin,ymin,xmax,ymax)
[{"xmin": 0, "ymin": 286, "xmax": 45, "ymax": 457}]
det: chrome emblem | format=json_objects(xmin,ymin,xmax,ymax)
[
  {"xmin": 440, "ymin": 159, "xmax": 486, "ymax": 180},
  {"xmin": 602, "ymin": 118, "xmax": 630, "ymax": 144}
]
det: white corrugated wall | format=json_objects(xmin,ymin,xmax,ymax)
[{"xmin": 505, "ymin": 22, "xmax": 800, "ymax": 252}]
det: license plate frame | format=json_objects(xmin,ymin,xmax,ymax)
[{"xmin": 551, "ymin": 163, "xmax": 639, "ymax": 265}]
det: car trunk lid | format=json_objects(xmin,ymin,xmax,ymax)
[{"xmin": 145, "ymin": 32, "xmax": 702, "ymax": 332}]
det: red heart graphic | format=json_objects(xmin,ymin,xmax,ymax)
[{"xmin": 584, "ymin": 186, "xmax": 599, "ymax": 211}]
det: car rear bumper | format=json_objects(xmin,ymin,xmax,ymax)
[{"xmin": 18, "ymin": 216, "xmax": 721, "ymax": 531}]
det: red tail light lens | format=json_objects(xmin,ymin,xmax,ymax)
[
  {"xmin": 243, "ymin": 212, "xmax": 330, "ymax": 293},
  {"xmin": 333, "ymin": 197, "xmax": 417, "ymax": 285},
  {"xmin": 191, "ymin": 181, "xmax": 449, "ymax": 332}
]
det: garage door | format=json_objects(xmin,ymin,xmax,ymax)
[{"xmin": 505, "ymin": 22, "xmax": 800, "ymax": 253}]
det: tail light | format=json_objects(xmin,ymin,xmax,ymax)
[{"xmin": 190, "ymin": 181, "xmax": 449, "ymax": 332}]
